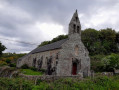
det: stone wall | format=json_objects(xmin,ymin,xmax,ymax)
[
  {"xmin": 19, "ymin": 74, "xmax": 83, "ymax": 83},
  {"xmin": 56, "ymin": 33, "xmax": 90, "ymax": 76},
  {"xmin": 17, "ymin": 49, "xmax": 61, "ymax": 75}
]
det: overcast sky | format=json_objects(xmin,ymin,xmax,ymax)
[{"xmin": 0, "ymin": 0, "xmax": 119, "ymax": 53}]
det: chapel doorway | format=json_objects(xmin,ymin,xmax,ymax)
[{"xmin": 72, "ymin": 62, "xmax": 77, "ymax": 75}]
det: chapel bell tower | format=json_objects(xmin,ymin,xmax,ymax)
[{"xmin": 68, "ymin": 10, "xmax": 81, "ymax": 38}]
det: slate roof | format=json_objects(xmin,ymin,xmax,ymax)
[
  {"xmin": 31, "ymin": 38, "xmax": 68, "ymax": 54},
  {"xmin": 18, "ymin": 38, "xmax": 68, "ymax": 60}
]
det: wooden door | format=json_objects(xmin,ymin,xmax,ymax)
[{"xmin": 72, "ymin": 63, "xmax": 77, "ymax": 75}]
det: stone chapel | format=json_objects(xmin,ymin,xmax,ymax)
[{"xmin": 17, "ymin": 10, "xmax": 91, "ymax": 77}]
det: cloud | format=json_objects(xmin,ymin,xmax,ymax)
[
  {"xmin": 0, "ymin": 0, "xmax": 119, "ymax": 53},
  {"xmin": 80, "ymin": 2, "xmax": 119, "ymax": 31}
]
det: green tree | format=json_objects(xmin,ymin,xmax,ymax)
[
  {"xmin": 81, "ymin": 28, "xmax": 100, "ymax": 55},
  {"xmin": 99, "ymin": 28, "xmax": 118, "ymax": 53},
  {"xmin": 0, "ymin": 42, "xmax": 6, "ymax": 56},
  {"xmin": 38, "ymin": 35, "xmax": 68, "ymax": 47},
  {"xmin": 116, "ymin": 32, "xmax": 119, "ymax": 43},
  {"xmin": 39, "ymin": 41, "xmax": 51, "ymax": 47},
  {"xmin": 101, "ymin": 53, "xmax": 119, "ymax": 71},
  {"xmin": 99, "ymin": 28, "xmax": 116, "ymax": 42},
  {"xmin": 51, "ymin": 35, "xmax": 68, "ymax": 43}
]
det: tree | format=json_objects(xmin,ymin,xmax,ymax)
[
  {"xmin": 0, "ymin": 42, "xmax": 6, "ymax": 56},
  {"xmin": 101, "ymin": 53, "xmax": 119, "ymax": 71},
  {"xmin": 116, "ymin": 32, "xmax": 119, "ymax": 43},
  {"xmin": 99, "ymin": 28, "xmax": 116, "ymax": 42},
  {"xmin": 38, "ymin": 35, "xmax": 68, "ymax": 47},
  {"xmin": 81, "ymin": 28, "xmax": 100, "ymax": 55},
  {"xmin": 39, "ymin": 41, "xmax": 51, "ymax": 47}
]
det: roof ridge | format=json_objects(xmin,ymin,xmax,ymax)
[
  {"xmin": 39, "ymin": 38, "xmax": 68, "ymax": 48},
  {"xmin": 31, "ymin": 38, "xmax": 68, "ymax": 54}
]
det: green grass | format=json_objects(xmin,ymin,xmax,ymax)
[
  {"xmin": 20, "ymin": 69, "xmax": 43, "ymax": 75},
  {"xmin": 1, "ymin": 76, "xmax": 119, "ymax": 90}
]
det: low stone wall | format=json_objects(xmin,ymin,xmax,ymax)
[
  {"xmin": 19, "ymin": 74, "xmax": 83, "ymax": 83},
  {"xmin": 94, "ymin": 72, "xmax": 114, "ymax": 77}
]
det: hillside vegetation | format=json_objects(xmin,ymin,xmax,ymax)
[
  {"xmin": 0, "ymin": 53, "xmax": 26, "ymax": 67},
  {"xmin": 0, "ymin": 76, "xmax": 119, "ymax": 90},
  {"xmin": 0, "ymin": 28, "xmax": 119, "ymax": 72},
  {"xmin": 0, "ymin": 28, "xmax": 119, "ymax": 89},
  {"xmin": 39, "ymin": 28, "xmax": 119, "ymax": 55}
]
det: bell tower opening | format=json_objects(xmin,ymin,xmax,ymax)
[
  {"xmin": 73, "ymin": 24, "xmax": 76, "ymax": 33},
  {"xmin": 77, "ymin": 26, "xmax": 79, "ymax": 33},
  {"xmin": 76, "ymin": 17, "xmax": 78, "ymax": 22}
]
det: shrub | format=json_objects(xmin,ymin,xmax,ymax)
[
  {"xmin": 5, "ymin": 59, "xmax": 11, "ymax": 64},
  {"xmin": 9, "ymin": 63, "xmax": 16, "ymax": 67},
  {"xmin": 0, "ymin": 61, "xmax": 7, "ymax": 66},
  {"xmin": 101, "ymin": 53, "xmax": 119, "ymax": 71},
  {"xmin": 30, "ymin": 67, "xmax": 37, "ymax": 71},
  {"xmin": 0, "ymin": 78, "xmax": 33, "ymax": 89},
  {"xmin": 40, "ymin": 69, "xmax": 46, "ymax": 73},
  {"xmin": 21, "ymin": 64, "xmax": 29, "ymax": 69}
]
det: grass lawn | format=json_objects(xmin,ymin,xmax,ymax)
[{"xmin": 20, "ymin": 69, "xmax": 43, "ymax": 75}]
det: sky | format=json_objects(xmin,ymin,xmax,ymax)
[{"xmin": 0, "ymin": 0, "xmax": 119, "ymax": 53}]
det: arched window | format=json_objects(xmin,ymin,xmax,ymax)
[
  {"xmin": 73, "ymin": 24, "xmax": 76, "ymax": 33},
  {"xmin": 75, "ymin": 45, "xmax": 79, "ymax": 56},
  {"xmin": 77, "ymin": 26, "xmax": 79, "ymax": 33}
]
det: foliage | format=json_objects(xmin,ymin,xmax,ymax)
[
  {"xmin": 0, "ymin": 61, "xmax": 7, "ymax": 66},
  {"xmin": 34, "ymin": 76, "xmax": 119, "ymax": 90},
  {"xmin": 0, "ymin": 42, "xmax": 6, "ymax": 56},
  {"xmin": 40, "ymin": 68, "xmax": 46, "ymax": 73},
  {"xmin": 38, "ymin": 28, "xmax": 119, "ymax": 55},
  {"xmin": 82, "ymin": 28, "xmax": 119, "ymax": 55},
  {"xmin": 101, "ymin": 53, "xmax": 119, "ymax": 71},
  {"xmin": 1, "ymin": 76, "xmax": 119, "ymax": 89},
  {"xmin": 30, "ymin": 67, "xmax": 37, "ymax": 71},
  {"xmin": 90, "ymin": 54, "xmax": 106, "ymax": 72},
  {"xmin": 9, "ymin": 63, "xmax": 16, "ymax": 67},
  {"xmin": 39, "ymin": 35, "xmax": 68, "ymax": 47},
  {"xmin": 0, "ymin": 53, "xmax": 26, "ymax": 67},
  {"xmin": 20, "ymin": 69, "xmax": 43, "ymax": 75},
  {"xmin": 0, "ymin": 78, "xmax": 33, "ymax": 90},
  {"xmin": 21, "ymin": 64, "xmax": 29, "ymax": 69}
]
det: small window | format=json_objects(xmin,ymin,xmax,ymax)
[{"xmin": 73, "ymin": 24, "xmax": 76, "ymax": 33}]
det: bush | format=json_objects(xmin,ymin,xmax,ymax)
[
  {"xmin": 21, "ymin": 64, "xmax": 29, "ymax": 69},
  {"xmin": 5, "ymin": 59, "xmax": 11, "ymax": 64},
  {"xmin": 30, "ymin": 67, "xmax": 37, "ymax": 71},
  {"xmin": 1, "ymin": 76, "xmax": 119, "ymax": 89},
  {"xmin": 0, "ymin": 61, "xmax": 7, "ymax": 66},
  {"xmin": 0, "ymin": 78, "xmax": 33, "ymax": 90},
  {"xmin": 9, "ymin": 63, "xmax": 16, "ymax": 67},
  {"xmin": 40, "ymin": 69, "xmax": 46, "ymax": 73},
  {"xmin": 101, "ymin": 53, "xmax": 119, "ymax": 71}
]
